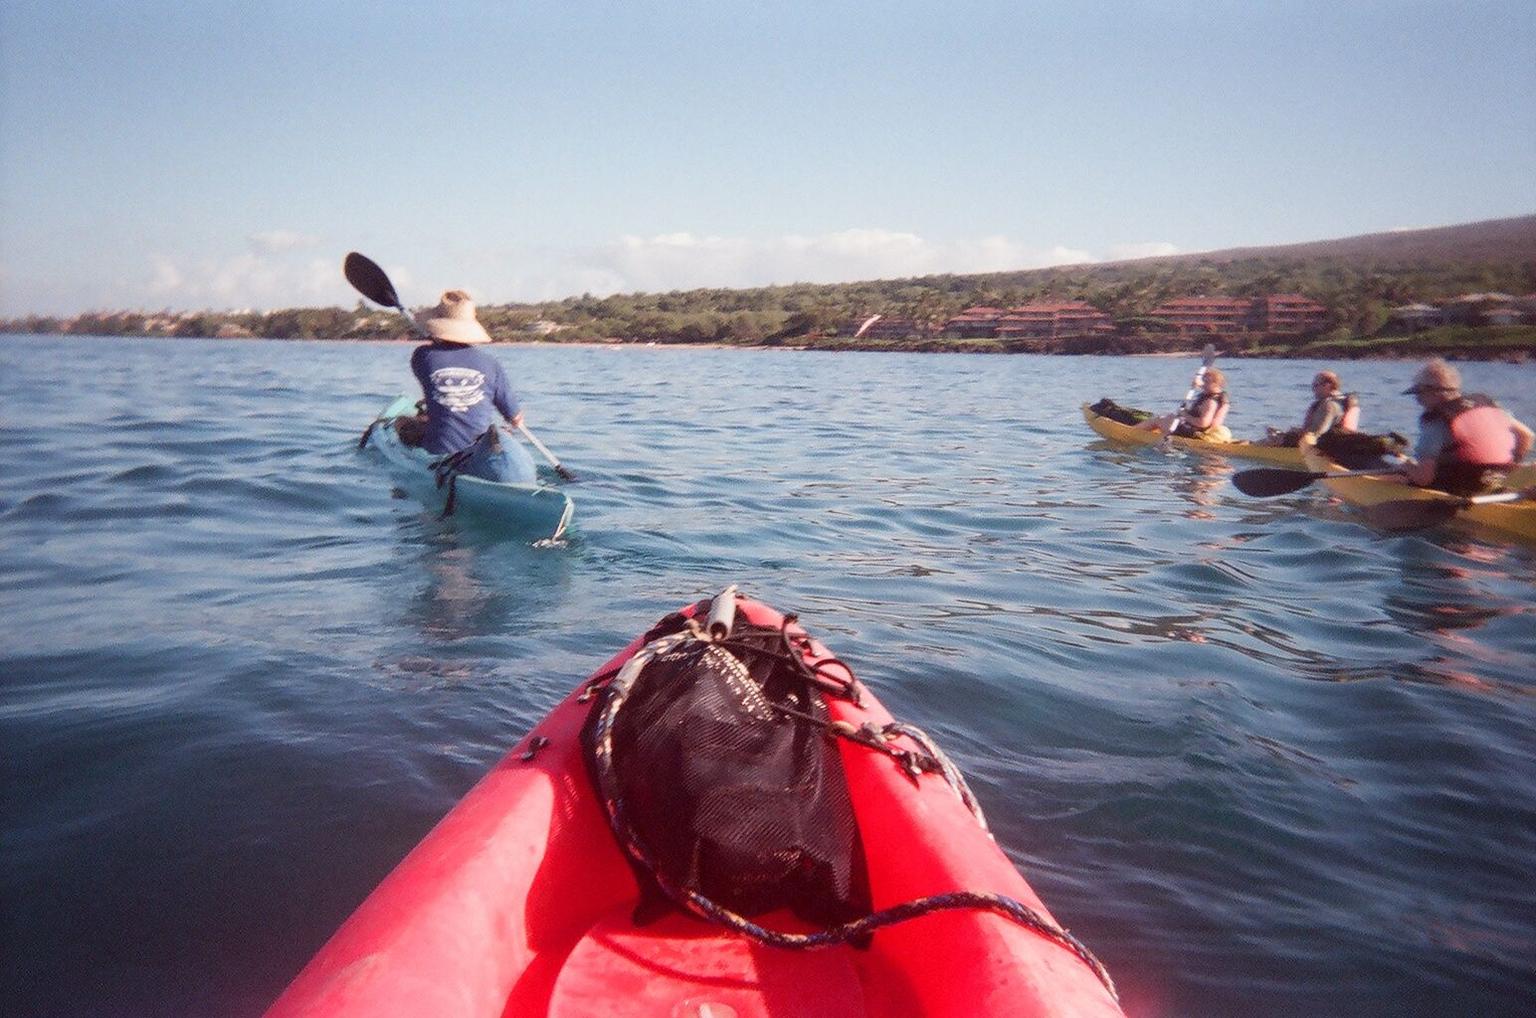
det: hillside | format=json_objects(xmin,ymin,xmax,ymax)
[
  {"xmin": 6, "ymin": 214, "xmax": 1535, "ymax": 358},
  {"xmin": 1090, "ymin": 214, "xmax": 1536, "ymax": 268}
]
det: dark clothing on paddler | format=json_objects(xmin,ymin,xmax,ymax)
[
  {"xmin": 410, "ymin": 342, "xmax": 521, "ymax": 456},
  {"xmin": 1170, "ymin": 390, "xmax": 1228, "ymax": 438}
]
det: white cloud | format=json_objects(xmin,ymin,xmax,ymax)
[
  {"xmin": 1105, "ymin": 241, "xmax": 1181, "ymax": 261},
  {"xmin": 117, "ymin": 229, "xmax": 1166, "ymax": 311},
  {"xmin": 136, "ymin": 227, "xmax": 345, "ymax": 310},
  {"xmin": 148, "ymin": 255, "xmax": 185, "ymax": 294},
  {"xmin": 144, "ymin": 250, "xmax": 346, "ymax": 310},
  {"xmin": 249, "ymin": 230, "xmax": 321, "ymax": 253},
  {"xmin": 509, "ymin": 228, "xmax": 1103, "ymax": 299}
]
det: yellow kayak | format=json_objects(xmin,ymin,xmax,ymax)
[
  {"xmin": 1302, "ymin": 445, "xmax": 1536, "ymax": 546},
  {"xmin": 1081, "ymin": 404, "xmax": 1306, "ymax": 467}
]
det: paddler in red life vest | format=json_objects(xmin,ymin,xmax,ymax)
[
  {"xmin": 1401, "ymin": 358, "xmax": 1534, "ymax": 495},
  {"xmin": 1136, "ymin": 367, "xmax": 1232, "ymax": 440}
]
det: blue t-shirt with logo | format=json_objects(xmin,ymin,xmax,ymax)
[{"xmin": 409, "ymin": 343, "xmax": 520, "ymax": 454}]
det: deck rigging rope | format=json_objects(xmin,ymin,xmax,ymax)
[
  {"xmin": 584, "ymin": 605, "xmax": 1118, "ymax": 1001},
  {"xmin": 427, "ymin": 425, "xmax": 503, "ymax": 518}
]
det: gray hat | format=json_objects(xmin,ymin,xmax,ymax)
[{"xmin": 1402, "ymin": 358, "xmax": 1460, "ymax": 395}]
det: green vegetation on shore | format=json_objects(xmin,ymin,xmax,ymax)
[{"xmin": 6, "ymin": 216, "xmax": 1535, "ymax": 359}]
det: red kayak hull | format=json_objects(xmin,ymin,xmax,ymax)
[{"xmin": 266, "ymin": 595, "xmax": 1123, "ymax": 1017}]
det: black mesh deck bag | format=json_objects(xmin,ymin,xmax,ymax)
[
  {"xmin": 1089, "ymin": 397, "xmax": 1152, "ymax": 425},
  {"xmin": 1315, "ymin": 428, "xmax": 1409, "ymax": 469},
  {"xmin": 582, "ymin": 622, "xmax": 871, "ymax": 929}
]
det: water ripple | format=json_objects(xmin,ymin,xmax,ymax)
[{"xmin": 1, "ymin": 338, "xmax": 1533, "ymax": 1016}]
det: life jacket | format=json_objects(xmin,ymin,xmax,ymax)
[
  {"xmin": 1339, "ymin": 392, "xmax": 1361, "ymax": 431},
  {"xmin": 1303, "ymin": 394, "xmax": 1346, "ymax": 434},
  {"xmin": 1303, "ymin": 393, "xmax": 1360, "ymax": 434},
  {"xmin": 1422, "ymin": 394, "xmax": 1515, "ymax": 466},
  {"xmin": 1186, "ymin": 390, "xmax": 1229, "ymax": 433}
]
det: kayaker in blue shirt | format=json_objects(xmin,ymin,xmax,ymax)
[{"xmin": 406, "ymin": 289, "xmax": 537, "ymax": 485}]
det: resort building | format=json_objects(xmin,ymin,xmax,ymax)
[
  {"xmin": 1148, "ymin": 294, "xmax": 1329, "ymax": 337},
  {"xmin": 1387, "ymin": 303, "xmax": 1445, "ymax": 331},
  {"xmin": 842, "ymin": 315, "xmax": 927, "ymax": 339},
  {"xmin": 993, "ymin": 301, "xmax": 1116, "ymax": 340},
  {"xmin": 943, "ymin": 306, "xmax": 1006, "ymax": 338},
  {"xmin": 941, "ymin": 302, "xmax": 1115, "ymax": 339},
  {"xmin": 1250, "ymin": 294, "xmax": 1329, "ymax": 333},
  {"xmin": 1443, "ymin": 293, "xmax": 1525, "ymax": 326},
  {"xmin": 1147, "ymin": 297, "xmax": 1252, "ymax": 335}
]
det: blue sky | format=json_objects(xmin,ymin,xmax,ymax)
[{"xmin": 1, "ymin": 1, "xmax": 1532, "ymax": 315}]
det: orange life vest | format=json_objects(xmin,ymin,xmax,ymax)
[{"xmin": 1422, "ymin": 394, "xmax": 1515, "ymax": 466}]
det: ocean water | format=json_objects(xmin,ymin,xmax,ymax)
[{"xmin": 2, "ymin": 335, "xmax": 1533, "ymax": 1017}]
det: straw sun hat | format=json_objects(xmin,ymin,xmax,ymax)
[{"xmin": 419, "ymin": 289, "xmax": 492, "ymax": 345}]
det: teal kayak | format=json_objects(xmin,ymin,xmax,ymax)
[{"xmin": 363, "ymin": 395, "xmax": 574, "ymax": 540}]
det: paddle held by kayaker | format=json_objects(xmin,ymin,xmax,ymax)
[
  {"xmin": 1136, "ymin": 367, "xmax": 1232, "ymax": 439},
  {"xmin": 404, "ymin": 290, "xmax": 534, "ymax": 484},
  {"xmin": 1400, "ymin": 358, "xmax": 1534, "ymax": 495}
]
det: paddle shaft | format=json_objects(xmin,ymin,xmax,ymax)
[
  {"xmin": 1165, "ymin": 344, "xmax": 1217, "ymax": 438},
  {"xmin": 1315, "ymin": 467, "xmax": 1407, "ymax": 480},
  {"xmin": 517, "ymin": 422, "xmax": 576, "ymax": 481},
  {"xmin": 1231, "ymin": 464, "xmax": 1405, "ymax": 497},
  {"xmin": 395, "ymin": 306, "xmax": 424, "ymax": 335},
  {"xmin": 1457, "ymin": 490, "xmax": 1530, "ymax": 508}
]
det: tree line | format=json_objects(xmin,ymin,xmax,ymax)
[{"xmin": 5, "ymin": 253, "xmax": 1534, "ymax": 347}]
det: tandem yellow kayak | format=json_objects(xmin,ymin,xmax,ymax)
[
  {"xmin": 1301, "ymin": 445, "xmax": 1536, "ymax": 546},
  {"xmin": 1081, "ymin": 404, "xmax": 1307, "ymax": 467}
]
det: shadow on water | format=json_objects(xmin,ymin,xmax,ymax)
[{"xmin": 1372, "ymin": 541, "xmax": 1536, "ymax": 697}]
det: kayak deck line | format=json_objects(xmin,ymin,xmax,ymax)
[
  {"xmin": 266, "ymin": 591, "xmax": 1126, "ymax": 1018},
  {"xmin": 584, "ymin": 609, "xmax": 1115, "ymax": 992}
]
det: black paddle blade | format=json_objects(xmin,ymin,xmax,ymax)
[
  {"xmin": 343, "ymin": 252, "xmax": 402, "ymax": 309},
  {"xmin": 1231, "ymin": 467, "xmax": 1322, "ymax": 497},
  {"xmin": 1361, "ymin": 498, "xmax": 1462, "ymax": 533}
]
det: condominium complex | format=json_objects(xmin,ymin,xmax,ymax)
[{"xmin": 939, "ymin": 293, "xmax": 1328, "ymax": 340}]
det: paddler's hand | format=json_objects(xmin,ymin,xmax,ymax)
[{"xmin": 510, "ymin": 411, "xmax": 525, "ymax": 429}]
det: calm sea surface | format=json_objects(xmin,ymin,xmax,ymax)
[{"xmin": 2, "ymin": 336, "xmax": 1533, "ymax": 1017}]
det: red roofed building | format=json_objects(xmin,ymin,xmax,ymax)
[
  {"xmin": 995, "ymin": 301, "xmax": 1115, "ymax": 340},
  {"xmin": 1252, "ymin": 294, "xmax": 1329, "ymax": 333},
  {"xmin": 842, "ymin": 315, "xmax": 927, "ymax": 339},
  {"xmin": 943, "ymin": 306, "xmax": 1005, "ymax": 337},
  {"xmin": 1150, "ymin": 295, "xmax": 1329, "ymax": 336},
  {"xmin": 1148, "ymin": 297, "xmax": 1252, "ymax": 335}
]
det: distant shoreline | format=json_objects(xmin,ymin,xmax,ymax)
[
  {"xmin": 4, "ymin": 330, "xmax": 1533, "ymax": 361},
  {"xmin": 7, "ymin": 213, "xmax": 1533, "ymax": 360}
]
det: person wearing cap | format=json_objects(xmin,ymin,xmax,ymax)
[
  {"xmin": 1261, "ymin": 370, "xmax": 1359, "ymax": 447},
  {"xmin": 406, "ymin": 290, "xmax": 535, "ymax": 484},
  {"xmin": 1401, "ymin": 357, "xmax": 1533, "ymax": 495}
]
